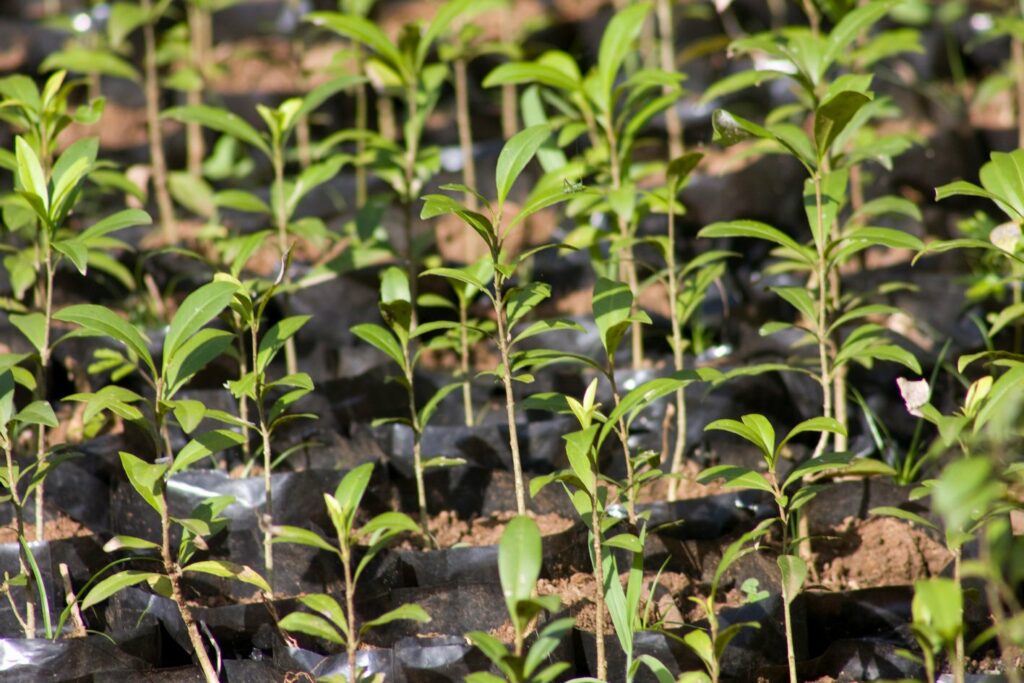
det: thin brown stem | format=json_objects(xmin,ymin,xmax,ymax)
[
  {"xmin": 499, "ymin": 7, "xmax": 518, "ymax": 139},
  {"xmin": 403, "ymin": 83, "xmax": 421, "ymax": 332},
  {"xmin": 656, "ymin": 0, "xmax": 683, "ymax": 159},
  {"xmin": 155, "ymin": 385, "xmax": 219, "ymax": 681},
  {"xmin": 186, "ymin": 4, "xmax": 207, "ymax": 177},
  {"xmin": 4, "ymin": 444, "xmax": 37, "ymax": 638},
  {"xmin": 665, "ymin": 184, "xmax": 686, "ymax": 502},
  {"xmin": 33, "ymin": 251, "xmax": 54, "ymax": 538},
  {"xmin": 342, "ymin": 546, "xmax": 358, "ymax": 683},
  {"xmin": 493, "ymin": 273, "xmax": 526, "ymax": 515},
  {"xmin": 607, "ymin": 368, "xmax": 636, "ymax": 523},
  {"xmin": 591, "ymin": 499, "xmax": 607, "ymax": 679},
  {"xmin": 459, "ymin": 302, "xmax": 474, "ymax": 427},
  {"xmin": 142, "ymin": 0, "xmax": 176, "ymax": 243},
  {"xmin": 354, "ymin": 51, "xmax": 368, "ymax": 209},
  {"xmin": 606, "ymin": 118, "xmax": 643, "ymax": 370},
  {"xmin": 272, "ymin": 148, "xmax": 298, "ymax": 376}
]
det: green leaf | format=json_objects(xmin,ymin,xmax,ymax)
[
  {"xmin": 332, "ymin": 463, "xmax": 372, "ymax": 520},
  {"xmin": 52, "ymin": 239, "xmax": 89, "ymax": 275},
  {"xmin": 495, "ymin": 124, "xmax": 550, "ymax": 209},
  {"xmin": 171, "ymin": 429, "xmax": 246, "ymax": 473},
  {"xmin": 597, "ymin": 3, "xmax": 651, "ymax": 109},
  {"xmin": 823, "ymin": 0, "xmax": 895, "ymax": 68},
  {"xmin": 418, "ymin": 382, "xmax": 462, "ymax": 428},
  {"xmin": 351, "ymin": 323, "xmax": 405, "ymax": 370},
  {"xmin": 307, "ymin": 12, "xmax": 409, "ymax": 83},
  {"xmin": 80, "ymin": 208, "xmax": 152, "ymax": 240},
  {"xmin": 271, "ymin": 525, "xmax": 336, "ymax": 553},
  {"xmin": 55, "ymin": 305, "xmax": 155, "ymax": 377},
  {"xmin": 814, "ymin": 90, "xmax": 872, "ymax": 160},
  {"xmin": 102, "ymin": 535, "xmax": 161, "ymax": 552},
  {"xmin": 15, "ymin": 400, "xmax": 58, "ymax": 428},
  {"xmin": 912, "ymin": 577, "xmax": 963, "ymax": 647},
  {"xmin": 164, "ymin": 328, "xmax": 233, "ymax": 398},
  {"xmin": 40, "ymin": 47, "xmax": 141, "ymax": 81},
  {"xmin": 696, "ymin": 464, "xmax": 774, "ymax": 494},
  {"xmin": 482, "ymin": 61, "xmax": 578, "ymax": 92},
  {"xmin": 979, "ymin": 150, "xmax": 1024, "ymax": 221},
  {"xmin": 163, "ymin": 105, "xmax": 270, "ymax": 158},
  {"xmin": 499, "ymin": 515, "xmax": 542, "ymax": 627},
  {"xmin": 9, "ymin": 312, "xmax": 46, "ymax": 355},
  {"xmin": 360, "ymin": 603, "xmax": 430, "ymax": 634},
  {"xmin": 163, "ymin": 280, "xmax": 237, "ymax": 373},
  {"xmin": 119, "ymin": 451, "xmax": 166, "ymax": 515},
  {"xmin": 682, "ymin": 629, "xmax": 714, "ymax": 670},
  {"xmin": 778, "ymin": 554, "xmax": 807, "ymax": 603},
  {"xmin": 256, "ymin": 315, "xmax": 310, "ymax": 374},
  {"xmin": 172, "ymin": 399, "xmax": 205, "ymax": 434},
  {"xmin": 80, "ymin": 570, "xmax": 163, "ymax": 611},
  {"xmin": 870, "ymin": 506, "xmax": 937, "ymax": 530},
  {"xmin": 279, "ymin": 611, "xmax": 345, "ymax": 644},
  {"xmin": 666, "ymin": 152, "xmax": 704, "ymax": 191},
  {"xmin": 593, "ymin": 277, "xmax": 635, "ymax": 357},
  {"xmin": 698, "ymin": 220, "xmax": 809, "ymax": 261},
  {"xmin": 15, "ymin": 137, "xmax": 48, "ymax": 213},
  {"xmin": 183, "ymin": 560, "xmax": 270, "ymax": 593}
]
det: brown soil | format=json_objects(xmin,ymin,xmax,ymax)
[
  {"xmin": 402, "ymin": 510, "xmax": 575, "ymax": 549},
  {"xmin": 0, "ymin": 514, "xmax": 89, "ymax": 544},
  {"xmin": 537, "ymin": 570, "xmax": 691, "ymax": 633},
  {"xmin": 815, "ymin": 516, "xmax": 952, "ymax": 591},
  {"xmin": 209, "ymin": 38, "xmax": 342, "ymax": 94},
  {"xmin": 57, "ymin": 101, "xmax": 180, "ymax": 152},
  {"xmin": 639, "ymin": 459, "xmax": 726, "ymax": 503}
]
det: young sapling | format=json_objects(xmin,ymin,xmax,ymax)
[{"xmin": 275, "ymin": 462, "xmax": 430, "ymax": 683}]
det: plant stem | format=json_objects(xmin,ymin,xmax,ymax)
[
  {"xmin": 590, "ymin": 497, "xmax": 607, "ymax": 680},
  {"xmin": 354, "ymin": 50, "xmax": 368, "ymax": 209},
  {"xmin": 157, "ymin": 404, "xmax": 219, "ymax": 682},
  {"xmin": 454, "ymin": 56, "xmax": 478, "ymax": 214},
  {"xmin": 234, "ymin": 329, "xmax": 252, "ymax": 462},
  {"xmin": 500, "ymin": 8, "xmax": 517, "ymax": 140},
  {"xmin": 811, "ymin": 172, "xmax": 833, "ymax": 459},
  {"xmin": 665, "ymin": 181, "xmax": 686, "ymax": 503},
  {"xmin": 141, "ymin": 0, "xmax": 177, "ymax": 243},
  {"xmin": 656, "ymin": 0, "xmax": 684, "ymax": 159},
  {"xmin": 781, "ymin": 577, "xmax": 798, "ymax": 683},
  {"xmin": 459, "ymin": 301, "xmax": 474, "ymax": 426},
  {"xmin": 952, "ymin": 550, "xmax": 965, "ymax": 683},
  {"xmin": 606, "ymin": 119, "xmax": 643, "ymax": 370},
  {"xmin": 272, "ymin": 145, "xmax": 298, "ymax": 376},
  {"xmin": 4, "ymin": 444, "xmax": 37, "ymax": 638},
  {"xmin": 404, "ymin": 361, "xmax": 429, "ymax": 535},
  {"xmin": 341, "ymin": 545, "xmax": 358, "ymax": 683},
  {"xmin": 33, "ymin": 249, "xmax": 54, "ymax": 539},
  {"xmin": 606, "ymin": 367, "xmax": 636, "ymax": 523},
  {"xmin": 493, "ymin": 272, "xmax": 526, "ymax": 516},
  {"xmin": 186, "ymin": 3, "xmax": 207, "ymax": 177},
  {"xmin": 403, "ymin": 82, "xmax": 421, "ymax": 332},
  {"xmin": 378, "ymin": 95, "xmax": 397, "ymax": 141}
]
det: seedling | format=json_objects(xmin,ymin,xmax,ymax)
[
  {"xmin": 6, "ymin": 134, "xmax": 150, "ymax": 538},
  {"xmin": 531, "ymin": 371, "xmax": 717, "ymax": 679},
  {"xmin": 58, "ymin": 281, "xmax": 261, "ymax": 682},
  {"xmin": 165, "ymin": 81, "xmax": 362, "ymax": 373},
  {"xmin": 420, "ymin": 124, "xmax": 577, "ymax": 515},
  {"xmin": 680, "ymin": 519, "xmax": 774, "ymax": 683},
  {"xmin": 309, "ymin": 0, "xmax": 490, "ymax": 327},
  {"xmin": 932, "ymin": 149, "xmax": 1024, "ymax": 354},
  {"xmin": 700, "ymin": 0, "xmax": 923, "ymax": 457},
  {"xmin": 416, "ymin": 257, "xmax": 496, "ymax": 426},
  {"xmin": 0, "ymin": 353, "xmax": 59, "ymax": 639},
  {"xmin": 465, "ymin": 515, "xmax": 572, "ymax": 683},
  {"xmin": 698, "ymin": 414, "xmax": 849, "ymax": 683},
  {"xmin": 222, "ymin": 263, "xmax": 315, "ymax": 579},
  {"xmin": 485, "ymin": 2, "xmax": 682, "ymax": 369},
  {"xmin": 275, "ymin": 462, "xmax": 430, "ymax": 683},
  {"xmin": 353, "ymin": 266, "xmax": 464, "ymax": 535}
]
